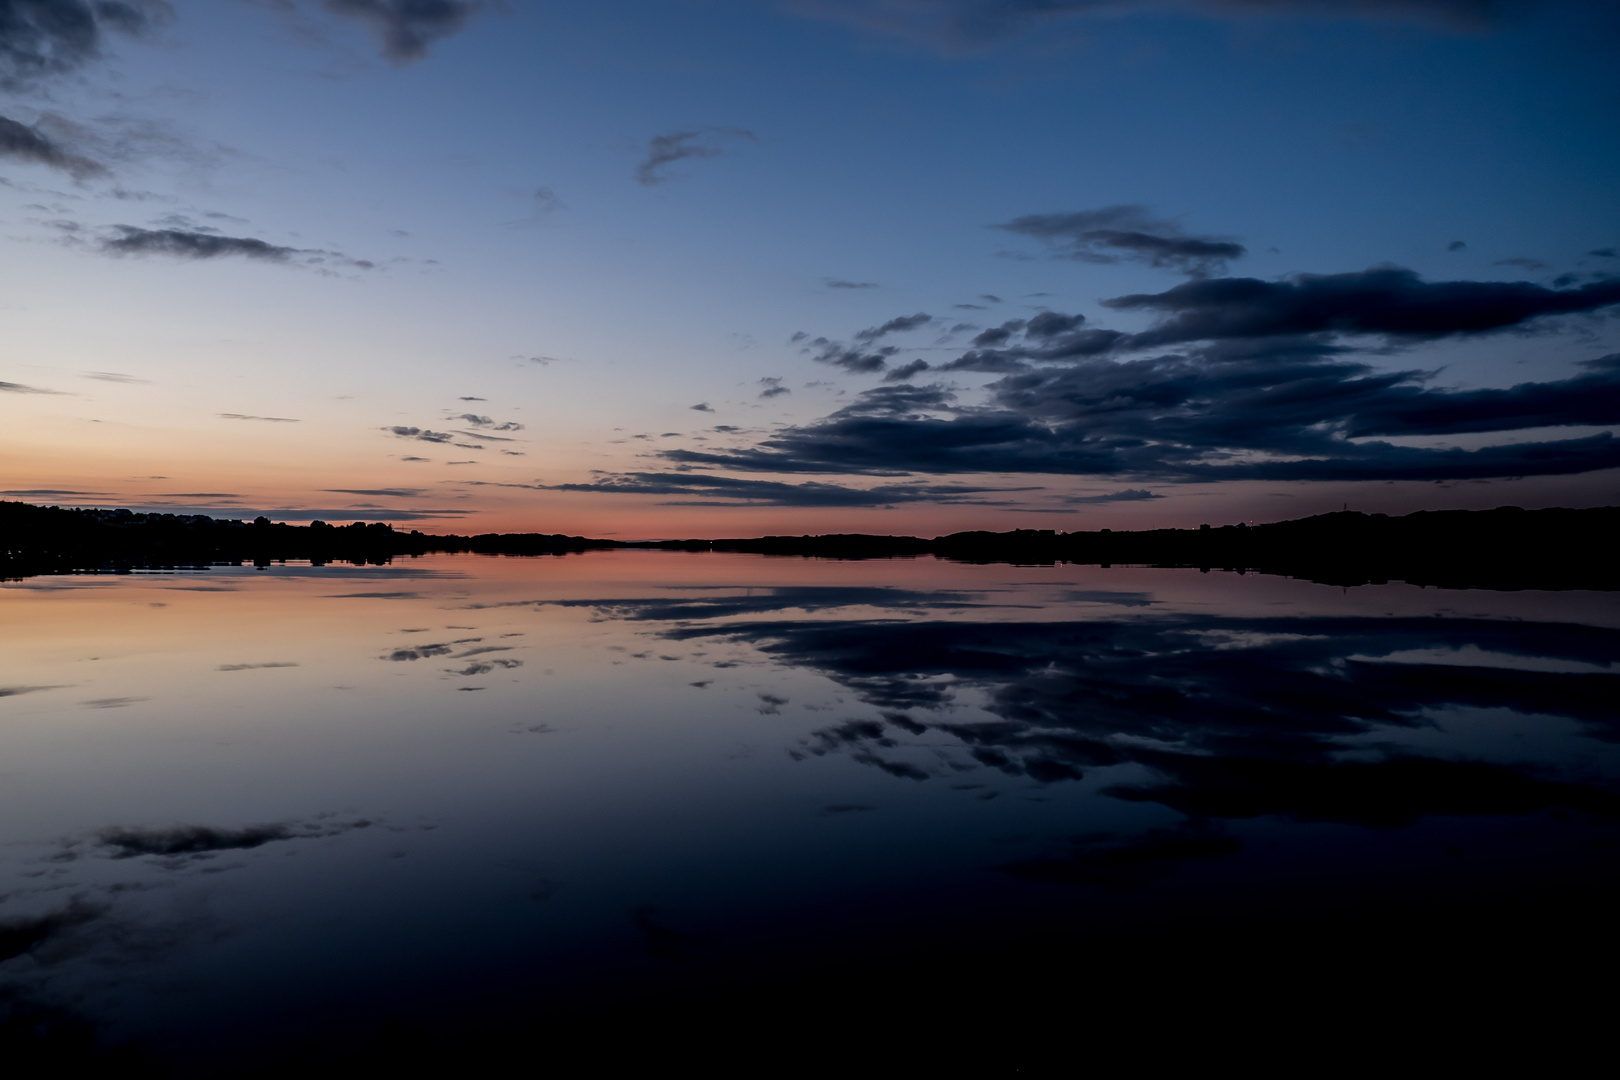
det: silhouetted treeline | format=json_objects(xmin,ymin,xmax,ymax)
[
  {"xmin": 638, "ymin": 505, "xmax": 1620, "ymax": 590},
  {"xmin": 0, "ymin": 502, "xmax": 613, "ymax": 576},
  {"xmin": 4, "ymin": 500, "xmax": 1616, "ymax": 589}
]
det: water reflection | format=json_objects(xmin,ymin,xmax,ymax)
[{"xmin": 1, "ymin": 554, "xmax": 1617, "ymax": 1069}]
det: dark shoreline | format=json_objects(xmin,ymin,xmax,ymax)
[{"xmin": 4, "ymin": 500, "xmax": 1617, "ymax": 590}]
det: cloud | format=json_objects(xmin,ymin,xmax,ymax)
[
  {"xmin": 0, "ymin": 684, "xmax": 68, "ymax": 698},
  {"xmin": 536, "ymin": 470, "xmax": 1015, "ymax": 507},
  {"xmin": 661, "ymin": 349, "xmax": 1620, "ymax": 482},
  {"xmin": 453, "ymin": 413, "xmax": 523, "ymax": 430},
  {"xmin": 386, "ymin": 425, "xmax": 454, "ymax": 443},
  {"xmin": 996, "ymin": 206, "xmax": 1245, "ymax": 276},
  {"xmin": 0, "ymin": 0, "xmax": 171, "ymax": 91},
  {"xmin": 220, "ymin": 412, "xmax": 299, "ymax": 421},
  {"xmin": 690, "ymin": 402, "xmax": 715, "ymax": 412},
  {"xmin": 0, "ymin": 113, "xmax": 107, "ymax": 179},
  {"xmin": 803, "ymin": 334, "xmax": 899, "ymax": 374},
  {"xmin": 635, "ymin": 127, "xmax": 756, "ymax": 186},
  {"xmin": 311, "ymin": 0, "xmax": 487, "ymax": 64},
  {"xmin": 216, "ymin": 662, "xmax": 298, "ymax": 671},
  {"xmin": 97, "ymin": 226, "xmax": 374, "ymax": 268},
  {"xmin": 758, "ymin": 377, "xmax": 790, "ymax": 399},
  {"xmin": 83, "ymin": 370, "xmax": 147, "ymax": 382},
  {"xmin": 854, "ymin": 312, "xmax": 933, "ymax": 342},
  {"xmin": 0, "ymin": 379, "xmax": 66, "ymax": 394},
  {"xmin": 1105, "ymin": 267, "xmax": 1620, "ymax": 347},
  {"xmin": 825, "ymin": 278, "xmax": 878, "ymax": 289},
  {"xmin": 883, "ymin": 359, "xmax": 931, "ymax": 382},
  {"xmin": 1064, "ymin": 488, "xmax": 1162, "ymax": 503},
  {"xmin": 785, "ymin": 0, "xmax": 1532, "ymax": 51},
  {"xmin": 323, "ymin": 487, "xmax": 426, "ymax": 498}
]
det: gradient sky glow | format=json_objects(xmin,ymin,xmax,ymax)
[{"xmin": 3, "ymin": 0, "xmax": 1618, "ymax": 535}]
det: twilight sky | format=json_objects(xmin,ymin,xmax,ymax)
[{"xmin": 3, "ymin": 0, "xmax": 1618, "ymax": 536}]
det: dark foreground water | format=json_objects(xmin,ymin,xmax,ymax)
[{"xmin": 3, "ymin": 552, "xmax": 1618, "ymax": 1072}]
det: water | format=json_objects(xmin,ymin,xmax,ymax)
[{"xmin": 3, "ymin": 551, "xmax": 1618, "ymax": 1069}]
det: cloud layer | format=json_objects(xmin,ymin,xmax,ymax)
[
  {"xmin": 997, "ymin": 205, "xmax": 1245, "ymax": 276},
  {"xmin": 0, "ymin": 0, "xmax": 171, "ymax": 90},
  {"xmin": 665, "ymin": 251, "xmax": 1620, "ymax": 485},
  {"xmin": 635, "ymin": 127, "xmax": 756, "ymax": 186}
]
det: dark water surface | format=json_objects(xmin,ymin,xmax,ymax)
[{"xmin": 3, "ymin": 552, "xmax": 1618, "ymax": 1070}]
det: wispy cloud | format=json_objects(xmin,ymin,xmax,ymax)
[
  {"xmin": 635, "ymin": 127, "xmax": 756, "ymax": 186},
  {"xmin": 996, "ymin": 205, "xmax": 1245, "ymax": 276},
  {"xmin": 0, "ymin": 113, "xmax": 107, "ymax": 179}
]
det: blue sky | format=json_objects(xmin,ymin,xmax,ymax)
[{"xmin": 2, "ymin": 0, "xmax": 1617, "ymax": 533}]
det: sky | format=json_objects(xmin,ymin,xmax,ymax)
[{"xmin": 2, "ymin": 0, "xmax": 1618, "ymax": 537}]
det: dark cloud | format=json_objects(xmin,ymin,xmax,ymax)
[
  {"xmin": 758, "ymin": 376, "xmax": 790, "ymax": 398},
  {"xmin": 536, "ymin": 470, "xmax": 1013, "ymax": 507},
  {"xmin": 883, "ymin": 359, "xmax": 931, "ymax": 382},
  {"xmin": 0, "ymin": 379, "xmax": 66, "ymax": 394},
  {"xmin": 1449, "ymin": 240, "xmax": 1468, "ymax": 251},
  {"xmin": 220, "ymin": 412, "xmax": 299, "ymax": 421},
  {"xmin": 854, "ymin": 312, "xmax": 933, "ymax": 342},
  {"xmin": 1106, "ymin": 267, "xmax": 1620, "ymax": 347},
  {"xmin": 664, "ymin": 350, "xmax": 1620, "ymax": 482},
  {"xmin": 673, "ymin": 254, "xmax": 1620, "ymax": 486},
  {"xmin": 313, "ymin": 0, "xmax": 486, "ymax": 64},
  {"xmin": 825, "ymin": 278, "xmax": 878, "ymax": 289},
  {"xmin": 0, "ymin": 0, "xmax": 171, "ymax": 90},
  {"xmin": 0, "ymin": 684, "xmax": 67, "ymax": 698},
  {"xmin": 787, "ymin": 0, "xmax": 1533, "ymax": 51},
  {"xmin": 386, "ymin": 425, "xmax": 454, "ymax": 443},
  {"xmin": 216, "ymin": 662, "xmax": 298, "ymax": 671},
  {"xmin": 98, "ymin": 226, "xmax": 374, "ymax": 269},
  {"xmin": 801, "ymin": 333, "xmax": 900, "ymax": 374},
  {"xmin": 997, "ymin": 206, "xmax": 1245, "ymax": 276},
  {"xmin": 1065, "ymin": 488, "xmax": 1162, "ymax": 503},
  {"xmin": 324, "ymin": 487, "xmax": 426, "ymax": 498},
  {"xmin": 634, "ymin": 127, "xmax": 756, "ymax": 186},
  {"xmin": 454, "ymin": 413, "xmax": 523, "ymax": 431},
  {"xmin": 83, "ymin": 370, "xmax": 147, "ymax": 382},
  {"xmin": 0, "ymin": 112, "xmax": 106, "ymax": 178}
]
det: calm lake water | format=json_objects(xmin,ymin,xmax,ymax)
[{"xmin": 3, "ymin": 551, "xmax": 1618, "ymax": 1070}]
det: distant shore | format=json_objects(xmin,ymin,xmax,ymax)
[{"xmin": 3, "ymin": 500, "xmax": 1616, "ymax": 591}]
